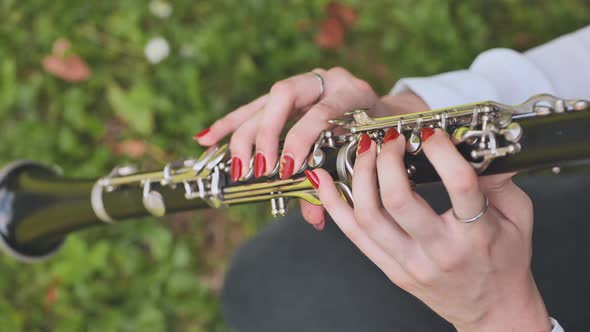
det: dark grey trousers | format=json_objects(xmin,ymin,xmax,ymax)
[{"xmin": 222, "ymin": 172, "xmax": 590, "ymax": 331}]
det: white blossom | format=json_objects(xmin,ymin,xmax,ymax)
[
  {"xmin": 145, "ymin": 37, "xmax": 170, "ymax": 64},
  {"xmin": 149, "ymin": 1, "xmax": 173, "ymax": 19}
]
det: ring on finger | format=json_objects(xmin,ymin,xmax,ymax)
[
  {"xmin": 310, "ymin": 71, "xmax": 325, "ymax": 101},
  {"xmin": 453, "ymin": 196, "xmax": 489, "ymax": 223}
]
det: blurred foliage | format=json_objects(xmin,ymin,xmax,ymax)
[{"xmin": 0, "ymin": 0, "xmax": 587, "ymax": 331}]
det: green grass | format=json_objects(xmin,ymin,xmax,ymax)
[{"xmin": 0, "ymin": 0, "xmax": 587, "ymax": 330}]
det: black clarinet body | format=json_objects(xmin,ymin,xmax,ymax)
[
  {"xmin": 1, "ymin": 94, "xmax": 589, "ymax": 262},
  {"xmin": 0, "ymin": 161, "xmax": 209, "ymax": 262}
]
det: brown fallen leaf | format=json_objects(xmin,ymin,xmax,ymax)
[
  {"xmin": 512, "ymin": 32, "xmax": 535, "ymax": 49},
  {"xmin": 43, "ymin": 55, "xmax": 91, "ymax": 82},
  {"xmin": 112, "ymin": 139, "xmax": 147, "ymax": 159},
  {"xmin": 314, "ymin": 16, "xmax": 345, "ymax": 49},
  {"xmin": 42, "ymin": 38, "xmax": 91, "ymax": 82},
  {"xmin": 314, "ymin": 2, "xmax": 358, "ymax": 49},
  {"xmin": 109, "ymin": 139, "xmax": 172, "ymax": 162},
  {"xmin": 45, "ymin": 286, "xmax": 58, "ymax": 306},
  {"xmin": 327, "ymin": 2, "xmax": 358, "ymax": 27}
]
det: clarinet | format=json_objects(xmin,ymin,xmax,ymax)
[{"xmin": 1, "ymin": 94, "xmax": 589, "ymax": 262}]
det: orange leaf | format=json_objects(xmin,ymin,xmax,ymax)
[
  {"xmin": 512, "ymin": 32, "xmax": 535, "ymax": 48},
  {"xmin": 45, "ymin": 287, "xmax": 58, "ymax": 306},
  {"xmin": 43, "ymin": 54, "xmax": 91, "ymax": 82},
  {"xmin": 43, "ymin": 38, "xmax": 91, "ymax": 82},
  {"xmin": 112, "ymin": 140, "xmax": 147, "ymax": 159},
  {"xmin": 314, "ymin": 17, "xmax": 345, "ymax": 49},
  {"xmin": 327, "ymin": 2, "xmax": 358, "ymax": 27}
]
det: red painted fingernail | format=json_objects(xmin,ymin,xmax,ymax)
[
  {"xmin": 357, "ymin": 133, "xmax": 371, "ymax": 156},
  {"xmin": 421, "ymin": 127, "xmax": 435, "ymax": 142},
  {"xmin": 304, "ymin": 170, "xmax": 320, "ymax": 189},
  {"xmin": 193, "ymin": 128, "xmax": 210, "ymax": 140},
  {"xmin": 279, "ymin": 155, "xmax": 295, "ymax": 180},
  {"xmin": 383, "ymin": 127, "xmax": 400, "ymax": 144},
  {"xmin": 231, "ymin": 157, "xmax": 242, "ymax": 182},
  {"xmin": 254, "ymin": 152, "xmax": 266, "ymax": 178}
]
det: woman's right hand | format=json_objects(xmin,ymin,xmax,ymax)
[{"xmin": 193, "ymin": 67, "xmax": 429, "ymax": 229}]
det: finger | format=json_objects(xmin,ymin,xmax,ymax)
[
  {"xmin": 299, "ymin": 199, "xmax": 326, "ymax": 230},
  {"xmin": 480, "ymin": 173, "xmax": 533, "ymax": 232},
  {"xmin": 280, "ymin": 79, "xmax": 378, "ymax": 179},
  {"xmin": 352, "ymin": 133, "xmax": 413, "ymax": 253},
  {"xmin": 254, "ymin": 72, "xmax": 328, "ymax": 178},
  {"xmin": 420, "ymin": 128, "xmax": 491, "ymax": 225},
  {"xmin": 195, "ymin": 94, "xmax": 268, "ymax": 146},
  {"xmin": 228, "ymin": 112, "xmax": 263, "ymax": 181},
  {"xmin": 376, "ymin": 128, "xmax": 445, "ymax": 245},
  {"xmin": 479, "ymin": 172, "xmax": 516, "ymax": 192},
  {"xmin": 308, "ymin": 168, "xmax": 412, "ymax": 282}
]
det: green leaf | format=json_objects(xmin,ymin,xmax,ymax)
[
  {"xmin": 172, "ymin": 242, "xmax": 192, "ymax": 268},
  {"xmin": 135, "ymin": 305, "xmax": 165, "ymax": 332},
  {"xmin": 0, "ymin": 60, "xmax": 16, "ymax": 113},
  {"xmin": 107, "ymin": 83, "xmax": 155, "ymax": 135}
]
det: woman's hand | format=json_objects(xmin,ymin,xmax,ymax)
[
  {"xmin": 306, "ymin": 130, "xmax": 552, "ymax": 331},
  {"xmin": 194, "ymin": 67, "xmax": 427, "ymax": 229}
]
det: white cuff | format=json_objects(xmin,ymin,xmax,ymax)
[
  {"xmin": 389, "ymin": 70, "xmax": 500, "ymax": 109},
  {"xmin": 550, "ymin": 317, "xmax": 564, "ymax": 332},
  {"xmin": 390, "ymin": 48, "xmax": 556, "ymax": 109}
]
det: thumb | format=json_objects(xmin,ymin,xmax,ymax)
[
  {"xmin": 480, "ymin": 172, "xmax": 533, "ymax": 232},
  {"xmin": 299, "ymin": 199, "xmax": 326, "ymax": 230},
  {"xmin": 479, "ymin": 172, "xmax": 516, "ymax": 193}
]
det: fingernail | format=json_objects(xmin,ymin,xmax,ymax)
[
  {"xmin": 316, "ymin": 212, "xmax": 326, "ymax": 231},
  {"xmin": 383, "ymin": 127, "xmax": 400, "ymax": 144},
  {"xmin": 254, "ymin": 152, "xmax": 266, "ymax": 178},
  {"xmin": 313, "ymin": 222, "xmax": 325, "ymax": 231},
  {"xmin": 279, "ymin": 154, "xmax": 295, "ymax": 180},
  {"xmin": 231, "ymin": 157, "xmax": 242, "ymax": 182},
  {"xmin": 357, "ymin": 133, "xmax": 371, "ymax": 156},
  {"xmin": 421, "ymin": 127, "xmax": 435, "ymax": 142},
  {"xmin": 193, "ymin": 128, "xmax": 210, "ymax": 140},
  {"xmin": 304, "ymin": 170, "xmax": 320, "ymax": 189}
]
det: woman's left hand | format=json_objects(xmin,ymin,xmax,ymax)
[{"xmin": 307, "ymin": 128, "xmax": 552, "ymax": 331}]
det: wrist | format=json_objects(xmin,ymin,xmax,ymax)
[
  {"xmin": 375, "ymin": 92, "xmax": 429, "ymax": 117},
  {"xmin": 455, "ymin": 272, "xmax": 552, "ymax": 332}
]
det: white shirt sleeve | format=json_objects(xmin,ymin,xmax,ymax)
[
  {"xmin": 390, "ymin": 25, "xmax": 590, "ymax": 108},
  {"xmin": 551, "ymin": 317, "xmax": 564, "ymax": 332}
]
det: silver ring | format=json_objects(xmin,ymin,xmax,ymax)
[
  {"xmin": 311, "ymin": 71, "xmax": 325, "ymax": 100},
  {"xmin": 453, "ymin": 196, "xmax": 488, "ymax": 223}
]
